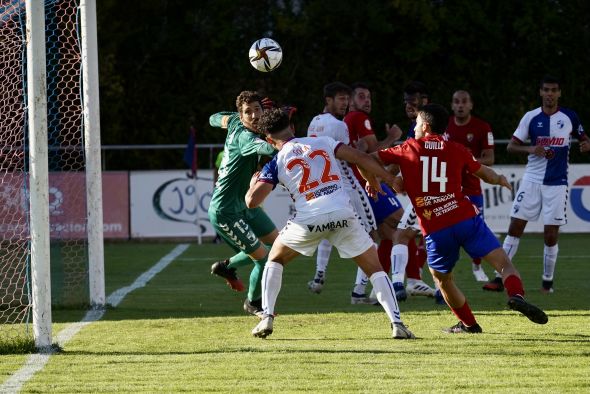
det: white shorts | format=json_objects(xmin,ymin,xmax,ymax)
[
  {"xmin": 510, "ymin": 179, "xmax": 568, "ymax": 226},
  {"xmin": 397, "ymin": 202, "xmax": 422, "ymax": 233},
  {"xmin": 278, "ymin": 209, "xmax": 374, "ymax": 258}
]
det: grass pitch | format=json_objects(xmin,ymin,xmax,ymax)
[{"xmin": 2, "ymin": 234, "xmax": 589, "ymax": 392}]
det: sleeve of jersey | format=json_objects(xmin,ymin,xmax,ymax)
[
  {"xmin": 568, "ymin": 111, "xmax": 587, "ymax": 140},
  {"xmin": 338, "ymin": 123, "xmax": 351, "ymax": 145},
  {"xmin": 356, "ymin": 115, "xmax": 374, "ymax": 138},
  {"xmin": 258, "ymin": 157, "xmax": 279, "ymax": 189},
  {"xmin": 482, "ymin": 121, "xmax": 495, "ymax": 149},
  {"xmin": 209, "ymin": 112, "xmax": 235, "ymax": 127},
  {"xmin": 377, "ymin": 146, "xmax": 402, "ymax": 165},
  {"xmin": 462, "ymin": 146, "xmax": 482, "ymax": 173},
  {"xmin": 239, "ymin": 131, "xmax": 277, "ymax": 157},
  {"xmin": 512, "ymin": 113, "xmax": 530, "ymax": 143}
]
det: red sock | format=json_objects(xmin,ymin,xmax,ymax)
[
  {"xmin": 406, "ymin": 239, "xmax": 421, "ymax": 280},
  {"xmin": 504, "ymin": 275, "xmax": 525, "ymax": 297},
  {"xmin": 450, "ymin": 301, "xmax": 477, "ymax": 327},
  {"xmin": 416, "ymin": 237, "xmax": 427, "ymax": 269},
  {"xmin": 472, "ymin": 257, "xmax": 482, "ymax": 265},
  {"xmin": 377, "ymin": 239, "xmax": 392, "ymax": 273}
]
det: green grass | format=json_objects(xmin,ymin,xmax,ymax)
[{"xmin": 2, "ymin": 235, "xmax": 590, "ymax": 392}]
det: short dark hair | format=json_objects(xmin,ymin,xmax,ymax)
[
  {"xmin": 404, "ymin": 81, "xmax": 429, "ymax": 98},
  {"xmin": 323, "ymin": 81, "xmax": 351, "ymax": 98},
  {"xmin": 540, "ymin": 75, "xmax": 560, "ymax": 89},
  {"xmin": 236, "ymin": 90, "xmax": 263, "ymax": 112},
  {"xmin": 350, "ymin": 82, "xmax": 371, "ymax": 93},
  {"xmin": 258, "ymin": 107, "xmax": 290, "ymax": 135},
  {"xmin": 417, "ymin": 103, "xmax": 448, "ymax": 135}
]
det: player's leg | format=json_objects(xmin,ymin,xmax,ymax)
[
  {"xmin": 251, "ymin": 239, "xmax": 300, "ymax": 338},
  {"xmin": 424, "ymin": 223, "xmax": 482, "ymax": 333},
  {"xmin": 253, "ymin": 218, "xmax": 322, "ymax": 338},
  {"xmin": 208, "ymin": 210, "xmax": 247, "ymax": 291},
  {"xmin": 463, "ymin": 216, "xmax": 548, "ymax": 325},
  {"xmin": 332, "ymin": 214, "xmax": 414, "ymax": 339},
  {"xmin": 467, "ymin": 194, "xmax": 489, "ymax": 282},
  {"xmin": 361, "ymin": 185, "xmax": 405, "ymax": 302},
  {"xmin": 392, "ymin": 204, "xmax": 435, "ymax": 298},
  {"xmin": 484, "ymin": 180, "xmax": 539, "ymax": 291},
  {"xmin": 347, "ymin": 180, "xmax": 378, "ymax": 303},
  {"xmin": 540, "ymin": 184, "xmax": 567, "ymax": 293},
  {"xmin": 308, "ymin": 239, "xmax": 332, "ymax": 294},
  {"xmin": 244, "ymin": 208, "xmax": 278, "ymax": 315},
  {"xmin": 541, "ymin": 225, "xmax": 559, "ymax": 293}
]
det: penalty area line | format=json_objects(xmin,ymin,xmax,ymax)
[{"xmin": 0, "ymin": 243, "xmax": 190, "ymax": 394}]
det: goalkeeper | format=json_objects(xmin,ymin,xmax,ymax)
[{"xmin": 208, "ymin": 90, "xmax": 280, "ymax": 317}]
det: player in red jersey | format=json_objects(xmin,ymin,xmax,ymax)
[
  {"xmin": 390, "ymin": 81, "xmax": 438, "ymax": 302},
  {"xmin": 343, "ymin": 83, "xmax": 408, "ymax": 303},
  {"xmin": 368, "ymin": 103, "xmax": 548, "ymax": 333},
  {"xmin": 446, "ymin": 90, "xmax": 495, "ymax": 283}
]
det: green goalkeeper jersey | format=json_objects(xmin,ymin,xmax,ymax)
[{"xmin": 208, "ymin": 112, "xmax": 276, "ymax": 213}]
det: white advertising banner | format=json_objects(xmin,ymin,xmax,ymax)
[
  {"xmin": 482, "ymin": 164, "xmax": 590, "ymax": 233},
  {"xmin": 129, "ymin": 170, "xmax": 299, "ymax": 238},
  {"xmin": 129, "ymin": 165, "xmax": 590, "ymax": 238}
]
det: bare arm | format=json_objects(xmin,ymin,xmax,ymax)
[
  {"xmin": 478, "ymin": 148, "xmax": 495, "ymax": 166},
  {"xmin": 335, "ymin": 145, "xmax": 393, "ymax": 191},
  {"xmin": 474, "ymin": 165, "xmax": 511, "ymax": 190},
  {"xmin": 579, "ymin": 134, "xmax": 590, "ymax": 152},
  {"xmin": 245, "ymin": 173, "xmax": 274, "ymax": 208},
  {"xmin": 507, "ymin": 138, "xmax": 544, "ymax": 157},
  {"xmin": 358, "ymin": 124, "xmax": 402, "ymax": 153}
]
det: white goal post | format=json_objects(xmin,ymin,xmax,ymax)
[{"xmin": 0, "ymin": 0, "xmax": 104, "ymax": 351}]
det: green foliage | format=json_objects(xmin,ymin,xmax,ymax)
[{"xmin": 97, "ymin": 1, "xmax": 590, "ymax": 169}]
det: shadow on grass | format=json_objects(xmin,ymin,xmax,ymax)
[{"xmin": 52, "ymin": 237, "xmax": 590, "ymax": 324}]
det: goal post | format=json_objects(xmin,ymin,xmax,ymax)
[
  {"xmin": 0, "ymin": 0, "xmax": 104, "ymax": 353},
  {"xmin": 27, "ymin": 0, "xmax": 52, "ymax": 351},
  {"xmin": 81, "ymin": 0, "xmax": 105, "ymax": 308}
]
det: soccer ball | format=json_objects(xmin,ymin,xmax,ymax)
[{"xmin": 249, "ymin": 38, "xmax": 282, "ymax": 72}]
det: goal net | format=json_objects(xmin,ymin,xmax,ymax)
[{"xmin": 0, "ymin": 0, "xmax": 101, "ymax": 352}]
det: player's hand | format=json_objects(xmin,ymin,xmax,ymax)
[
  {"xmin": 364, "ymin": 178, "xmax": 385, "ymax": 201},
  {"xmin": 497, "ymin": 174, "xmax": 512, "ymax": 191},
  {"xmin": 389, "ymin": 176, "xmax": 405, "ymax": 194},
  {"xmin": 580, "ymin": 139, "xmax": 590, "ymax": 153},
  {"xmin": 385, "ymin": 123, "xmax": 403, "ymax": 142},
  {"xmin": 261, "ymin": 97, "xmax": 275, "ymax": 110},
  {"xmin": 250, "ymin": 171, "xmax": 261, "ymax": 188},
  {"xmin": 531, "ymin": 145, "xmax": 545, "ymax": 157},
  {"xmin": 282, "ymin": 105, "xmax": 298, "ymax": 120}
]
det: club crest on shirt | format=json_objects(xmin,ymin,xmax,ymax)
[
  {"xmin": 422, "ymin": 209, "xmax": 432, "ymax": 220},
  {"xmin": 364, "ymin": 119, "xmax": 372, "ymax": 130},
  {"xmin": 466, "ymin": 133, "xmax": 474, "ymax": 142}
]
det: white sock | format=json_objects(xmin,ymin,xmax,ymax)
[
  {"xmin": 497, "ymin": 235, "xmax": 521, "ymax": 278},
  {"xmin": 543, "ymin": 244, "xmax": 559, "ymax": 281},
  {"xmin": 353, "ymin": 267, "xmax": 369, "ymax": 295},
  {"xmin": 369, "ymin": 271, "xmax": 401, "ymax": 323},
  {"xmin": 261, "ymin": 261, "xmax": 283, "ymax": 317},
  {"xmin": 390, "ymin": 244, "xmax": 408, "ymax": 284},
  {"xmin": 316, "ymin": 239, "xmax": 332, "ymax": 274},
  {"xmin": 503, "ymin": 235, "xmax": 520, "ymax": 260}
]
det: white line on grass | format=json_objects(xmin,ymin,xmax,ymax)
[{"xmin": 0, "ymin": 243, "xmax": 190, "ymax": 394}]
